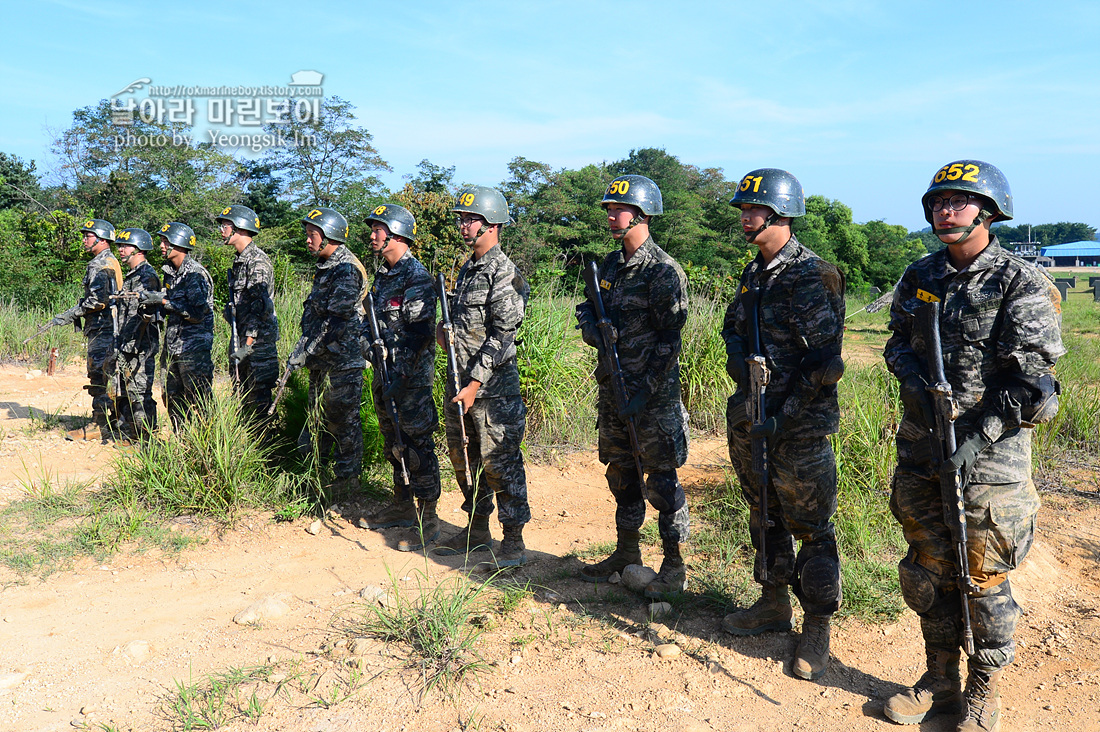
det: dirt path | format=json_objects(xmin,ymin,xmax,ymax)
[{"xmin": 0, "ymin": 364, "xmax": 1098, "ymax": 732}]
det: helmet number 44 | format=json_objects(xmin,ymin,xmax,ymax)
[{"xmin": 934, "ymin": 163, "xmax": 980, "ymax": 184}]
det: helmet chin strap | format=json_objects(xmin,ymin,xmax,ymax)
[
  {"xmin": 462, "ymin": 222, "xmax": 491, "ymax": 246},
  {"xmin": 610, "ymin": 212, "xmax": 647, "ymax": 238},
  {"xmin": 745, "ymin": 211, "xmax": 779, "ymax": 243},
  {"xmin": 935, "ymin": 207, "xmax": 992, "ymax": 243}
]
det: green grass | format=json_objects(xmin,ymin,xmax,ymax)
[{"xmin": 332, "ymin": 568, "xmax": 496, "ymax": 698}]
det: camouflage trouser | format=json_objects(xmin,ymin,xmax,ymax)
[
  {"xmin": 86, "ymin": 330, "xmax": 114, "ymax": 427},
  {"xmin": 236, "ymin": 348, "xmax": 279, "ymax": 428},
  {"xmin": 444, "ymin": 394, "xmax": 530, "ymax": 526},
  {"xmin": 891, "ymin": 454, "xmax": 1038, "ymax": 670},
  {"xmin": 598, "ymin": 393, "xmax": 690, "ymax": 542},
  {"xmin": 728, "ymin": 414, "xmax": 841, "ymax": 614},
  {"xmin": 372, "ymin": 381, "xmax": 441, "ymax": 502},
  {"xmin": 116, "ymin": 349, "xmax": 157, "ymax": 438},
  {"xmin": 300, "ymin": 368, "xmax": 363, "ymax": 481},
  {"xmin": 165, "ymin": 352, "xmax": 214, "ymax": 431}
]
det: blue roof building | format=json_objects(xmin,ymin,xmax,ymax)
[{"xmin": 1039, "ymin": 241, "xmax": 1100, "ymax": 266}]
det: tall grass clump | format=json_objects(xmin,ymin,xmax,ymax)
[
  {"xmin": 519, "ymin": 291, "xmax": 597, "ymax": 448},
  {"xmin": 104, "ymin": 385, "xmax": 308, "ymax": 520},
  {"xmin": 681, "ymin": 293, "xmax": 734, "ymax": 432},
  {"xmin": 1035, "ymin": 331, "xmax": 1100, "ymax": 458},
  {"xmin": 0, "ymin": 293, "xmax": 85, "ymax": 366}
]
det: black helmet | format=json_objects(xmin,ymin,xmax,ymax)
[
  {"xmin": 451, "ymin": 186, "xmax": 511, "ymax": 225},
  {"xmin": 80, "ymin": 218, "xmax": 116, "ymax": 242},
  {"xmin": 115, "ymin": 228, "xmax": 153, "ymax": 252},
  {"xmin": 729, "ymin": 168, "xmax": 805, "ymax": 217},
  {"xmin": 600, "ymin": 175, "xmax": 663, "ymax": 216},
  {"xmin": 215, "ymin": 204, "xmax": 261, "ymax": 235},
  {"xmin": 158, "ymin": 222, "xmax": 197, "ymax": 251},
  {"xmin": 301, "ymin": 206, "xmax": 349, "ymax": 243},
  {"xmin": 921, "ymin": 160, "xmax": 1013, "ymax": 225},
  {"xmin": 365, "ymin": 203, "xmax": 417, "ymax": 241}
]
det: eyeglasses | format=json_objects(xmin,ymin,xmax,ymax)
[
  {"xmin": 928, "ymin": 193, "xmax": 975, "ymax": 213},
  {"xmin": 454, "ymin": 216, "xmax": 483, "ymax": 228}
]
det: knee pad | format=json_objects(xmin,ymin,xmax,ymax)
[
  {"xmin": 971, "ymin": 578, "xmax": 1021, "ymax": 650},
  {"xmin": 644, "ymin": 470, "xmax": 685, "ymax": 514},
  {"xmin": 898, "ymin": 556, "xmax": 939, "ymax": 614},
  {"xmin": 606, "ymin": 463, "xmax": 643, "ymax": 504},
  {"xmin": 795, "ymin": 554, "xmax": 842, "ymax": 614}
]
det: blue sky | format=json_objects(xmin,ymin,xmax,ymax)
[{"xmin": 3, "ymin": 0, "xmax": 1098, "ymax": 232}]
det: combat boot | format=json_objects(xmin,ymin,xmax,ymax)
[
  {"xmin": 883, "ymin": 648, "xmax": 963, "ymax": 724},
  {"xmin": 397, "ymin": 500, "xmax": 440, "ymax": 552},
  {"xmin": 359, "ymin": 496, "xmax": 417, "ymax": 530},
  {"xmin": 66, "ymin": 423, "xmax": 107, "ymax": 442},
  {"xmin": 643, "ymin": 537, "xmax": 687, "ymax": 598},
  {"xmin": 722, "ymin": 585, "xmax": 794, "ymax": 636},
  {"xmin": 495, "ymin": 524, "xmax": 528, "ymax": 568},
  {"xmin": 793, "ymin": 613, "xmax": 831, "ymax": 680},
  {"xmin": 580, "ymin": 528, "xmax": 643, "ymax": 583},
  {"xmin": 434, "ymin": 513, "xmax": 493, "ymax": 556},
  {"xmin": 956, "ymin": 666, "xmax": 1003, "ymax": 732}
]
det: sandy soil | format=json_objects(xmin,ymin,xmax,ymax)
[{"xmin": 0, "ymin": 364, "xmax": 1098, "ymax": 732}]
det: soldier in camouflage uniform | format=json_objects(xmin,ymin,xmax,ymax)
[
  {"xmin": 217, "ymin": 205, "xmax": 280, "ymax": 427},
  {"xmin": 57, "ymin": 219, "xmax": 122, "ymax": 441},
  {"xmin": 575, "ymin": 175, "xmax": 691, "ymax": 598},
  {"xmin": 883, "ymin": 161, "xmax": 1064, "ymax": 732},
  {"xmin": 113, "ymin": 228, "xmax": 161, "ymax": 441},
  {"xmin": 141, "ymin": 223, "xmax": 214, "ymax": 430},
  {"xmin": 721, "ymin": 169, "xmax": 846, "ymax": 682},
  {"xmin": 357, "ymin": 204, "xmax": 441, "ymax": 552},
  {"xmin": 293, "ymin": 207, "xmax": 368, "ymax": 497},
  {"xmin": 434, "ymin": 186, "xmax": 531, "ymax": 568}
]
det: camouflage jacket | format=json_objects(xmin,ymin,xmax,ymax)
[
  {"xmin": 576, "ymin": 236, "xmax": 688, "ymax": 403},
  {"xmin": 723, "ymin": 235, "xmax": 845, "ymax": 437},
  {"xmin": 301, "ymin": 244, "xmax": 368, "ymax": 372},
  {"xmin": 163, "ymin": 255, "xmax": 215, "ymax": 356},
  {"xmin": 116, "ymin": 260, "xmax": 161, "ymax": 356},
  {"xmin": 447, "ymin": 244, "xmax": 529, "ymax": 398},
  {"xmin": 74, "ymin": 249, "xmax": 123, "ymax": 335},
  {"xmin": 884, "ymin": 238, "xmax": 1065, "ymax": 483},
  {"xmin": 225, "ymin": 242, "xmax": 279, "ymax": 354},
  {"xmin": 367, "ymin": 250, "xmax": 437, "ymax": 389}
]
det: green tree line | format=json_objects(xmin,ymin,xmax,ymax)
[{"xmin": 1, "ymin": 97, "xmax": 1093, "ymax": 307}]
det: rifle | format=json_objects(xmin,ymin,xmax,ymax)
[
  {"xmin": 109, "ymin": 292, "xmax": 142, "ymax": 301},
  {"xmin": 366, "ymin": 294, "xmax": 411, "ymax": 486},
  {"xmin": 582, "ymin": 262, "xmax": 647, "ymax": 499},
  {"xmin": 23, "ymin": 320, "xmax": 57, "ymax": 345},
  {"xmin": 437, "ymin": 274, "xmax": 473, "ymax": 489},
  {"xmin": 924, "ymin": 298, "xmax": 978, "ymax": 657},
  {"xmin": 268, "ymin": 322, "xmax": 329, "ymax": 417},
  {"xmin": 743, "ymin": 285, "xmax": 774, "ymax": 583},
  {"xmin": 227, "ymin": 270, "xmax": 240, "ymax": 385}
]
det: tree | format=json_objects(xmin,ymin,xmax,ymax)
[
  {"xmin": 0, "ymin": 153, "xmax": 41, "ymax": 211},
  {"xmin": 862, "ymin": 220, "xmax": 926, "ymax": 290},
  {"xmin": 261, "ymin": 96, "xmax": 390, "ymax": 208},
  {"xmin": 794, "ymin": 196, "xmax": 870, "ymax": 290},
  {"xmin": 51, "ymin": 100, "xmax": 241, "ymax": 232},
  {"xmin": 408, "ymin": 159, "xmax": 455, "ymax": 194}
]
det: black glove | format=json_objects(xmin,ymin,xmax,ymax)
[
  {"xmin": 619, "ymin": 388, "xmax": 649, "ymax": 420},
  {"xmin": 899, "ymin": 374, "xmax": 935, "ymax": 430},
  {"xmin": 229, "ymin": 343, "xmax": 253, "ymax": 365},
  {"xmin": 750, "ymin": 413, "xmax": 789, "ymax": 446},
  {"xmin": 941, "ymin": 432, "xmax": 991, "ymax": 483},
  {"xmin": 575, "ymin": 311, "xmax": 602, "ymax": 349},
  {"xmin": 382, "ymin": 375, "xmax": 408, "ymax": 402},
  {"xmin": 725, "ymin": 354, "xmax": 748, "ymax": 387},
  {"xmin": 140, "ymin": 290, "xmax": 166, "ymax": 307}
]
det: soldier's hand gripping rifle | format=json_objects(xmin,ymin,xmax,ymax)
[
  {"xmin": 583, "ymin": 262, "xmax": 647, "ymax": 499},
  {"xmin": 924, "ymin": 298, "xmax": 979, "ymax": 657},
  {"xmin": 268, "ymin": 322, "xmax": 329, "ymax": 417},
  {"xmin": 366, "ymin": 293, "xmax": 410, "ymax": 487},
  {"xmin": 22, "ymin": 306, "xmax": 78, "ymax": 345},
  {"xmin": 743, "ymin": 285, "xmax": 774, "ymax": 583},
  {"xmin": 437, "ymin": 274, "xmax": 473, "ymax": 489}
]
